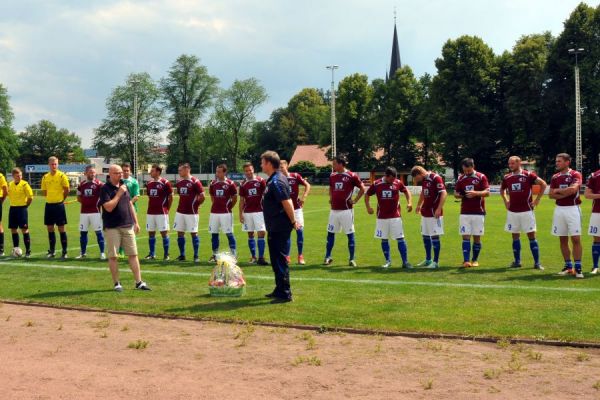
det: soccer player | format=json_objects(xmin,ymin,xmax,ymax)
[
  {"xmin": 500, "ymin": 156, "xmax": 547, "ymax": 270},
  {"xmin": 280, "ymin": 160, "xmax": 311, "ymax": 265},
  {"xmin": 454, "ymin": 158, "xmax": 490, "ymax": 268},
  {"xmin": 549, "ymin": 153, "xmax": 584, "ymax": 278},
  {"xmin": 144, "ymin": 164, "xmax": 173, "ymax": 261},
  {"xmin": 208, "ymin": 164, "xmax": 238, "ymax": 261},
  {"xmin": 239, "ymin": 162, "xmax": 268, "ymax": 265},
  {"xmin": 584, "ymin": 167, "xmax": 600, "ymax": 274},
  {"xmin": 41, "ymin": 156, "xmax": 70, "ymax": 259},
  {"xmin": 121, "ymin": 163, "xmax": 140, "ymax": 211},
  {"xmin": 364, "ymin": 167, "xmax": 413, "ymax": 268},
  {"xmin": 7, "ymin": 168, "xmax": 33, "ymax": 257},
  {"xmin": 0, "ymin": 170, "xmax": 7, "ymax": 256},
  {"xmin": 410, "ymin": 166, "xmax": 447, "ymax": 269},
  {"xmin": 76, "ymin": 165, "xmax": 106, "ymax": 260},
  {"xmin": 173, "ymin": 163, "xmax": 205, "ymax": 263},
  {"xmin": 323, "ymin": 156, "xmax": 365, "ymax": 267}
]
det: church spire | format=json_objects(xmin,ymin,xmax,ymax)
[{"xmin": 389, "ymin": 9, "xmax": 401, "ymax": 79}]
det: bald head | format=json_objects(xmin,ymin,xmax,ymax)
[{"xmin": 108, "ymin": 164, "xmax": 123, "ymax": 185}]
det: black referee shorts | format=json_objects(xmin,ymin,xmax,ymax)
[
  {"xmin": 44, "ymin": 202, "xmax": 67, "ymax": 226},
  {"xmin": 9, "ymin": 206, "xmax": 28, "ymax": 229}
]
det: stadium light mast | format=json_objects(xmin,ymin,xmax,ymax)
[
  {"xmin": 568, "ymin": 47, "xmax": 585, "ymax": 173},
  {"xmin": 131, "ymin": 78, "xmax": 141, "ymax": 182},
  {"xmin": 326, "ymin": 65, "xmax": 339, "ymax": 158}
]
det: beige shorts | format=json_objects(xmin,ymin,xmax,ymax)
[{"xmin": 104, "ymin": 226, "xmax": 138, "ymax": 258}]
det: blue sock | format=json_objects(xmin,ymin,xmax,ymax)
[
  {"xmin": 95, "ymin": 231, "xmax": 105, "ymax": 254},
  {"xmin": 529, "ymin": 239, "xmax": 540, "ymax": 265},
  {"xmin": 177, "ymin": 236, "xmax": 185, "ymax": 257},
  {"xmin": 512, "ymin": 239, "xmax": 521, "ymax": 264},
  {"xmin": 226, "ymin": 233, "xmax": 236, "ymax": 256},
  {"xmin": 211, "ymin": 234, "xmax": 219, "ymax": 254},
  {"xmin": 565, "ymin": 259, "xmax": 573, "ymax": 269},
  {"xmin": 432, "ymin": 237, "xmax": 441, "ymax": 263},
  {"xmin": 397, "ymin": 238, "xmax": 408, "ymax": 264},
  {"xmin": 593, "ymin": 243, "xmax": 600, "ymax": 268},
  {"xmin": 422, "ymin": 235, "xmax": 432, "ymax": 261},
  {"xmin": 574, "ymin": 260, "xmax": 582, "ymax": 272},
  {"xmin": 248, "ymin": 238, "xmax": 256, "ymax": 258},
  {"xmin": 297, "ymin": 229, "xmax": 304, "ymax": 255},
  {"xmin": 163, "ymin": 236, "xmax": 170, "ymax": 257},
  {"xmin": 192, "ymin": 235, "xmax": 199, "ymax": 258},
  {"xmin": 381, "ymin": 239, "xmax": 391, "ymax": 262},
  {"xmin": 347, "ymin": 233, "xmax": 356, "ymax": 260},
  {"xmin": 462, "ymin": 240, "xmax": 471, "ymax": 262},
  {"xmin": 148, "ymin": 235, "xmax": 156, "ymax": 256},
  {"xmin": 325, "ymin": 232, "xmax": 335, "ymax": 258},
  {"xmin": 472, "ymin": 242, "xmax": 482, "ymax": 261},
  {"xmin": 257, "ymin": 238, "xmax": 266, "ymax": 258},
  {"xmin": 80, "ymin": 231, "xmax": 88, "ymax": 255}
]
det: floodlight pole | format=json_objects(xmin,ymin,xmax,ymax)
[
  {"xmin": 326, "ymin": 65, "xmax": 339, "ymax": 158},
  {"xmin": 131, "ymin": 78, "xmax": 140, "ymax": 182},
  {"xmin": 568, "ymin": 47, "xmax": 585, "ymax": 173}
]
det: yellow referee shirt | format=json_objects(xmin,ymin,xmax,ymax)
[
  {"xmin": 8, "ymin": 180, "xmax": 34, "ymax": 207},
  {"xmin": 41, "ymin": 171, "xmax": 69, "ymax": 203},
  {"xmin": 0, "ymin": 173, "xmax": 7, "ymax": 198}
]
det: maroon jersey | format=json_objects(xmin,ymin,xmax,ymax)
[
  {"xmin": 146, "ymin": 178, "xmax": 173, "ymax": 215},
  {"xmin": 176, "ymin": 177, "xmax": 204, "ymax": 215},
  {"xmin": 420, "ymin": 173, "xmax": 446, "ymax": 218},
  {"xmin": 77, "ymin": 179, "xmax": 103, "ymax": 213},
  {"xmin": 587, "ymin": 170, "xmax": 600, "ymax": 213},
  {"xmin": 500, "ymin": 170, "xmax": 539, "ymax": 213},
  {"xmin": 287, "ymin": 172, "xmax": 308, "ymax": 210},
  {"xmin": 550, "ymin": 169, "xmax": 582, "ymax": 206},
  {"xmin": 329, "ymin": 170, "xmax": 362, "ymax": 210},
  {"xmin": 239, "ymin": 176, "xmax": 266, "ymax": 213},
  {"xmin": 210, "ymin": 179, "xmax": 237, "ymax": 214},
  {"xmin": 455, "ymin": 171, "xmax": 489, "ymax": 215},
  {"xmin": 367, "ymin": 178, "xmax": 407, "ymax": 219}
]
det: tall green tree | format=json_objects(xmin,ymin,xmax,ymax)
[
  {"xmin": 0, "ymin": 84, "xmax": 19, "ymax": 172},
  {"xmin": 18, "ymin": 120, "xmax": 86, "ymax": 165},
  {"xmin": 161, "ymin": 55, "xmax": 219, "ymax": 169},
  {"xmin": 93, "ymin": 73, "xmax": 164, "ymax": 166}
]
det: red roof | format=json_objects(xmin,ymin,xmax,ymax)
[{"xmin": 289, "ymin": 145, "xmax": 331, "ymax": 167}]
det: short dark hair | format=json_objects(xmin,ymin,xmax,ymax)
[
  {"xmin": 217, "ymin": 163, "xmax": 228, "ymax": 173},
  {"xmin": 461, "ymin": 158, "xmax": 474, "ymax": 168},
  {"xmin": 384, "ymin": 166, "xmax": 398, "ymax": 177},
  {"xmin": 85, "ymin": 164, "xmax": 94, "ymax": 173},
  {"xmin": 121, "ymin": 162, "xmax": 131, "ymax": 169},
  {"xmin": 334, "ymin": 156, "xmax": 347, "ymax": 166},
  {"xmin": 261, "ymin": 151, "xmax": 281, "ymax": 169},
  {"xmin": 242, "ymin": 162, "xmax": 253, "ymax": 169},
  {"xmin": 556, "ymin": 153, "xmax": 571, "ymax": 162},
  {"xmin": 179, "ymin": 162, "xmax": 191, "ymax": 169},
  {"xmin": 151, "ymin": 164, "xmax": 162, "ymax": 174}
]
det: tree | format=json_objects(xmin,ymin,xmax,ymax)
[
  {"xmin": 289, "ymin": 161, "xmax": 317, "ymax": 173},
  {"xmin": 161, "ymin": 55, "xmax": 219, "ymax": 169},
  {"xmin": 0, "ymin": 84, "xmax": 19, "ymax": 172},
  {"xmin": 210, "ymin": 78, "xmax": 268, "ymax": 170},
  {"xmin": 93, "ymin": 73, "xmax": 164, "ymax": 166},
  {"xmin": 18, "ymin": 120, "xmax": 87, "ymax": 165}
]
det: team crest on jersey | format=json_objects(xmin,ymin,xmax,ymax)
[
  {"xmin": 424, "ymin": 188, "xmax": 430, "ymax": 196},
  {"xmin": 436, "ymin": 183, "xmax": 443, "ymax": 189},
  {"xmin": 472, "ymin": 179, "xmax": 479, "ymax": 184},
  {"xmin": 342, "ymin": 176, "xmax": 349, "ymax": 182}
]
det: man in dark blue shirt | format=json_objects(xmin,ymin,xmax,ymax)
[{"xmin": 260, "ymin": 151, "xmax": 299, "ymax": 303}]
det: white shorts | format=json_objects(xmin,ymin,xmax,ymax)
[
  {"xmin": 294, "ymin": 208, "xmax": 305, "ymax": 228},
  {"xmin": 375, "ymin": 218, "xmax": 404, "ymax": 240},
  {"xmin": 79, "ymin": 213, "xmax": 102, "ymax": 232},
  {"xmin": 146, "ymin": 214, "xmax": 169, "ymax": 232},
  {"xmin": 552, "ymin": 206, "xmax": 582, "ymax": 236},
  {"xmin": 421, "ymin": 217, "xmax": 444, "ymax": 236},
  {"xmin": 589, "ymin": 213, "xmax": 600, "ymax": 237},
  {"xmin": 209, "ymin": 213, "xmax": 234, "ymax": 234},
  {"xmin": 327, "ymin": 210, "xmax": 355, "ymax": 234},
  {"xmin": 173, "ymin": 212, "xmax": 199, "ymax": 233},
  {"xmin": 505, "ymin": 211, "xmax": 536, "ymax": 234},
  {"xmin": 242, "ymin": 212, "xmax": 266, "ymax": 232},
  {"xmin": 459, "ymin": 214, "xmax": 485, "ymax": 236}
]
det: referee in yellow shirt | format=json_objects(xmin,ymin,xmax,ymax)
[
  {"xmin": 8, "ymin": 168, "xmax": 33, "ymax": 257},
  {"xmin": 0, "ymin": 170, "xmax": 7, "ymax": 256},
  {"xmin": 41, "ymin": 156, "xmax": 70, "ymax": 259}
]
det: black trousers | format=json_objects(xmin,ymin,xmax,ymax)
[{"xmin": 267, "ymin": 229, "xmax": 292, "ymax": 299}]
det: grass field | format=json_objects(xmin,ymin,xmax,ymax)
[{"xmin": 0, "ymin": 188, "xmax": 599, "ymax": 342}]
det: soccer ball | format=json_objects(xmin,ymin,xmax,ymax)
[{"xmin": 11, "ymin": 247, "xmax": 23, "ymax": 258}]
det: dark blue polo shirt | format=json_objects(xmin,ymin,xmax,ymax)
[
  {"xmin": 262, "ymin": 171, "xmax": 292, "ymax": 232},
  {"xmin": 98, "ymin": 181, "xmax": 134, "ymax": 229}
]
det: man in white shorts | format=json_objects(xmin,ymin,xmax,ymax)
[
  {"xmin": 76, "ymin": 165, "xmax": 106, "ymax": 260},
  {"xmin": 174, "ymin": 163, "xmax": 205, "ymax": 263},
  {"xmin": 239, "ymin": 162, "xmax": 268, "ymax": 265},
  {"xmin": 280, "ymin": 160, "xmax": 311, "ymax": 265},
  {"xmin": 208, "ymin": 164, "xmax": 238, "ymax": 261},
  {"xmin": 549, "ymin": 153, "xmax": 584, "ymax": 278},
  {"xmin": 144, "ymin": 164, "xmax": 173, "ymax": 261},
  {"xmin": 500, "ymin": 156, "xmax": 547, "ymax": 270},
  {"xmin": 584, "ymin": 167, "xmax": 600, "ymax": 274}
]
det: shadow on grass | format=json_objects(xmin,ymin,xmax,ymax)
[
  {"xmin": 28, "ymin": 289, "xmax": 115, "ymax": 299},
  {"xmin": 167, "ymin": 294, "xmax": 272, "ymax": 313},
  {"xmin": 296, "ymin": 263, "xmax": 455, "ymax": 274}
]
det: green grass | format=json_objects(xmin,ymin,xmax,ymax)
[{"xmin": 0, "ymin": 189, "xmax": 599, "ymax": 342}]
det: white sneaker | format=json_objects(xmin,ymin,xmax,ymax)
[
  {"xmin": 591, "ymin": 268, "xmax": 598, "ymax": 275},
  {"xmin": 323, "ymin": 257, "xmax": 333, "ymax": 266},
  {"xmin": 576, "ymin": 272, "xmax": 584, "ymax": 279},
  {"xmin": 75, "ymin": 253, "xmax": 86, "ymax": 259},
  {"xmin": 382, "ymin": 261, "xmax": 391, "ymax": 269},
  {"xmin": 114, "ymin": 282, "xmax": 123, "ymax": 292},
  {"xmin": 349, "ymin": 260, "xmax": 357, "ymax": 267},
  {"xmin": 557, "ymin": 267, "xmax": 573, "ymax": 276},
  {"xmin": 100, "ymin": 253, "xmax": 106, "ymax": 260}
]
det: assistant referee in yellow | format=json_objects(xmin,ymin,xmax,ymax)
[{"xmin": 41, "ymin": 156, "xmax": 70, "ymax": 259}]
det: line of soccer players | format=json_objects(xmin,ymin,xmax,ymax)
[{"xmin": 0, "ymin": 152, "xmax": 599, "ymax": 278}]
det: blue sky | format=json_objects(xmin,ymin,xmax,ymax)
[{"xmin": 0, "ymin": 0, "xmax": 590, "ymax": 147}]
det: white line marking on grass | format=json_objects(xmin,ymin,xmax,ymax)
[{"xmin": 1, "ymin": 262, "xmax": 599, "ymax": 293}]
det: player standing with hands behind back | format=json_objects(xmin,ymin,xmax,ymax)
[
  {"xmin": 584, "ymin": 167, "xmax": 600, "ymax": 274},
  {"xmin": 41, "ymin": 156, "xmax": 70, "ymax": 259}
]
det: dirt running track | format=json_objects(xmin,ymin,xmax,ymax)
[{"xmin": 1, "ymin": 303, "xmax": 600, "ymax": 400}]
